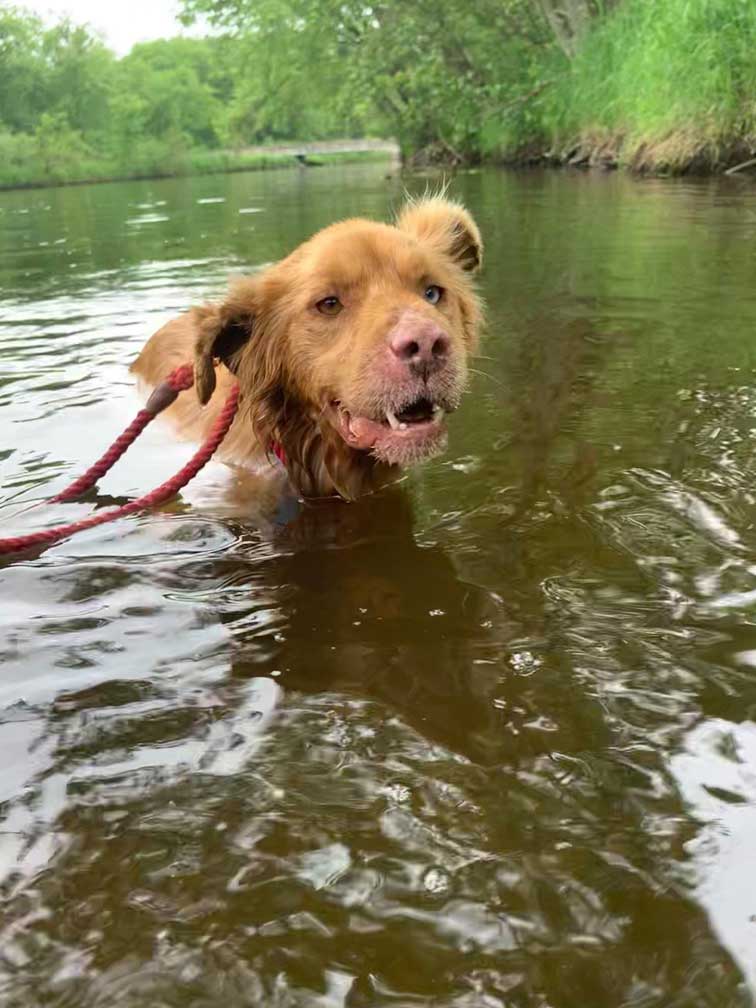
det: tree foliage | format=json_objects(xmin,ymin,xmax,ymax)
[
  {"xmin": 535, "ymin": 0, "xmax": 620, "ymax": 58},
  {"xmin": 0, "ymin": 0, "xmax": 754, "ymax": 186},
  {"xmin": 179, "ymin": 0, "xmax": 557, "ymax": 158},
  {"xmin": 0, "ymin": 3, "xmax": 388, "ymax": 184}
]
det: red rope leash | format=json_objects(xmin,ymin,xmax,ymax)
[
  {"xmin": 0, "ymin": 365, "xmax": 239, "ymax": 557},
  {"xmin": 53, "ymin": 363, "xmax": 195, "ymax": 503}
]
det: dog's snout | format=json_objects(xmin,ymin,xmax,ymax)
[{"xmin": 389, "ymin": 318, "xmax": 450, "ymax": 375}]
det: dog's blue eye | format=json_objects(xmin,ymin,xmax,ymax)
[{"xmin": 424, "ymin": 285, "xmax": 443, "ymax": 305}]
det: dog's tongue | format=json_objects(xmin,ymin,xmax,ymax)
[{"xmin": 346, "ymin": 415, "xmax": 385, "ymax": 450}]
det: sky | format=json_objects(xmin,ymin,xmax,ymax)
[{"xmin": 25, "ymin": 1, "xmax": 204, "ymax": 55}]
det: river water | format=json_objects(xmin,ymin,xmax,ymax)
[{"xmin": 1, "ymin": 163, "xmax": 756, "ymax": 1006}]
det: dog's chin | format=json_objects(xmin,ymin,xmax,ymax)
[{"xmin": 330, "ymin": 395, "xmax": 451, "ymax": 467}]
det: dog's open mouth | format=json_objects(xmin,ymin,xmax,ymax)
[
  {"xmin": 332, "ymin": 395, "xmax": 449, "ymax": 465},
  {"xmin": 385, "ymin": 396, "xmax": 443, "ymax": 429}
]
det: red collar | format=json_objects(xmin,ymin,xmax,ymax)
[{"xmin": 270, "ymin": 440, "xmax": 287, "ymax": 466}]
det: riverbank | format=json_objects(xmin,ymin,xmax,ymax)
[
  {"xmin": 513, "ymin": 0, "xmax": 755, "ymax": 177},
  {"xmin": 411, "ymin": 0, "xmax": 755, "ymax": 178},
  {"xmin": 508, "ymin": 132, "xmax": 756, "ymax": 177},
  {"xmin": 0, "ymin": 147, "xmax": 395, "ymax": 194},
  {"xmin": 410, "ymin": 135, "xmax": 756, "ymax": 178},
  {"xmin": 2, "ymin": 0, "xmax": 753, "ymax": 192},
  {"xmin": 4, "ymin": 136, "xmax": 753, "ymax": 195}
]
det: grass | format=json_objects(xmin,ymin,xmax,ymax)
[
  {"xmin": 0, "ymin": 145, "xmax": 394, "ymax": 192},
  {"xmin": 538, "ymin": 0, "xmax": 756, "ymax": 172}
]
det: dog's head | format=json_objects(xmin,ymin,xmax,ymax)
[{"xmin": 193, "ymin": 197, "xmax": 483, "ymax": 498}]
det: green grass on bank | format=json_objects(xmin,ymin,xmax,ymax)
[
  {"xmin": 529, "ymin": 0, "xmax": 756, "ymax": 171},
  {"xmin": 0, "ymin": 141, "xmax": 393, "ymax": 192}
]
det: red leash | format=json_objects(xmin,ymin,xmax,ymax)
[{"xmin": 0, "ymin": 364, "xmax": 240, "ymax": 557}]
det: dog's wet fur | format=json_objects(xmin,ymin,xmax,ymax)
[{"xmin": 132, "ymin": 197, "xmax": 483, "ymax": 500}]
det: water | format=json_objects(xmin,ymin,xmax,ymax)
[{"xmin": 1, "ymin": 163, "xmax": 756, "ymax": 1006}]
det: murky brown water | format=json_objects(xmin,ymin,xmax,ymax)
[{"xmin": 2, "ymin": 163, "xmax": 756, "ymax": 1006}]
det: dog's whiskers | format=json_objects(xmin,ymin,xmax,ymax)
[{"xmin": 468, "ymin": 367, "xmax": 506, "ymax": 389}]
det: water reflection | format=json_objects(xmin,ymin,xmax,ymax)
[
  {"xmin": 232, "ymin": 489, "xmax": 511, "ymax": 765},
  {"xmin": 1, "ymin": 483, "xmax": 748, "ymax": 1005},
  {"xmin": 2, "ymin": 164, "xmax": 756, "ymax": 1005}
]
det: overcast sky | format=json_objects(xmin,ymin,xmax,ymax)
[{"xmin": 25, "ymin": 1, "xmax": 204, "ymax": 55}]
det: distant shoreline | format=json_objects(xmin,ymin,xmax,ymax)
[
  {"xmin": 3, "ymin": 135, "xmax": 754, "ymax": 195},
  {"xmin": 0, "ymin": 147, "xmax": 397, "ymax": 194}
]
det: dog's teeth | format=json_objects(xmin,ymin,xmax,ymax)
[
  {"xmin": 399, "ymin": 423, "xmax": 408, "ymax": 430},
  {"xmin": 433, "ymin": 405, "xmax": 445, "ymax": 421},
  {"xmin": 386, "ymin": 409, "xmax": 401, "ymax": 431}
]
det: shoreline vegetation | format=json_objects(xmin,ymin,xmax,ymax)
[
  {"xmin": 1, "ymin": 0, "xmax": 754, "ymax": 193},
  {"xmin": 0, "ymin": 148, "xmax": 397, "ymax": 193}
]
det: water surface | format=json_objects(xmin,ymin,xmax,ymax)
[{"xmin": 2, "ymin": 164, "xmax": 756, "ymax": 1006}]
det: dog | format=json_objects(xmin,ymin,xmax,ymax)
[{"xmin": 131, "ymin": 197, "xmax": 483, "ymax": 501}]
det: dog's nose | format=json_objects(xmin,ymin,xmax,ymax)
[{"xmin": 389, "ymin": 320, "xmax": 450, "ymax": 375}]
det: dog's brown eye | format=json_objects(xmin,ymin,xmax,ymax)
[
  {"xmin": 316, "ymin": 296, "xmax": 342, "ymax": 316},
  {"xmin": 424, "ymin": 285, "xmax": 443, "ymax": 305}
]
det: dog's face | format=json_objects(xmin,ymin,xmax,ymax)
[{"xmin": 193, "ymin": 197, "xmax": 483, "ymax": 497}]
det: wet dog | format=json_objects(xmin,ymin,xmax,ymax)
[{"xmin": 132, "ymin": 197, "xmax": 483, "ymax": 500}]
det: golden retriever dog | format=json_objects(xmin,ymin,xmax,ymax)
[{"xmin": 131, "ymin": 197, "xmax": 483, "ymax": 500}]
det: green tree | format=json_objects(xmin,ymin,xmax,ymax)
[
  {"xmin": 535, "ymin": 0, "xmax": 620, "ymax": 58},
  {"xmin": 41, "ymin": 20, "xmax": 114, "ymax": 134},
  {"xmin": 116, "ymin": 37, "xmax": 238, "ymax": 148},
  {"xmin": 0, "ymin": 0, "xmax": 752, "ymax": 187},
  {"xmin": 179, "ymin": 0, "xmax": 552, "ymax": 157},
  {"xmin": 0, "ymin": 7, "xmax": 49, "ymax": 132},
  {"xmin": 33, "ymin": 110, "xmax": 92, "ymax": 179}
]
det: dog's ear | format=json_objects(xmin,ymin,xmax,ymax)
[
  {"xmin": 192, "ymin": 276, "xmax": 260, "ymax": 405},
  {"xmin": 397, "ymin": 197, "xmax": 483, "ymax": 273}
]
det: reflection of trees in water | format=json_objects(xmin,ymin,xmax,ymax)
[
  {"xmin": 230, "ymin": 487, "xmax": 512, "ymax": 765},
  {"xmin": 499, "ymin": 313, "xmax": 617, "ymax": 519},
  {"xmin": 1, "ymin": 311, "xmax": 753, "ymax": 1003},
  {"xmin": 209, "ymin": 484, "xmax": 745, "ymax": 1005},
  {"xmin": 0, "ymin": 478, "xmax": 747, "ymax": 1005},
  {"xmin": 217, "ymin": 484, "xmax": 605, "ymax": 767}
]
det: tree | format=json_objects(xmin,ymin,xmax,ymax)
[
  {"xmin": 535, "ymin": 0, "xmax": 620, "ymax": 58},
  {"xmin": 33, "ymin": 111, "xmax": 91, "ymax": 179},
  {"xmin": 118, "ymin": 45, "xmax": 216, "ymax": 147},
  {"xmin": 178, "ymin": 0, "xmax": 553, "ymax": 157},
  {"xmin": 42, "ymin": 20, "xmax": 115, "ymax": 134},
  {"xmin": 0, "ymin": 7, "xmax": 49, "ymax": 132},
  {"xmin": 0, "ymin": 9, "xmax": 115, "ymax": 139}
]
